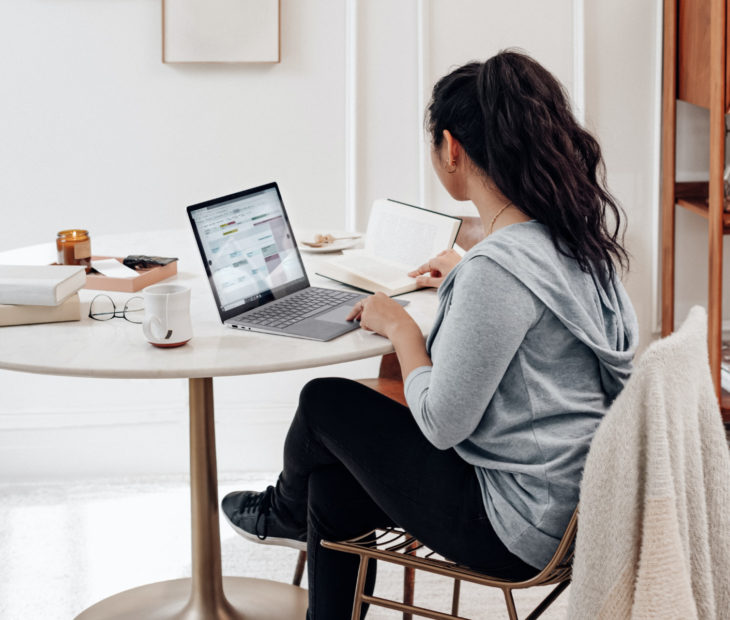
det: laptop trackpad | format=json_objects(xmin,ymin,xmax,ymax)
[
  {"xmin": 315, "ymin": 297, "xmax": 408, "ymax": 324},
  {"xmin": 316, "ymin": 302, "xmax": 360, "ymax": 324}
]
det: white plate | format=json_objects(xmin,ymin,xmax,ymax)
[{"xmin": 298, "ymin": 231, "xmax": 363, "ymax": 253}]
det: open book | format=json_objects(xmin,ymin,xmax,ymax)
[{"xmin": 315, "ymin": 199, "xmax": 461, "ymax": 296}]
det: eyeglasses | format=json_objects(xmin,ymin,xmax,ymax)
[{"xmin": 89, "ymin": 294, "xmax": 144, "ymax": 324}]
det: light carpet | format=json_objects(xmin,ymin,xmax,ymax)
[{"xmin": 0, "ymin": 473, "xmax": 569, "ymax": 619}]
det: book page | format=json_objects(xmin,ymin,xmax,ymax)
[
  {"xmin": 364, "ymin": 200, "xmax": 458, "ymax": 268},
  {"xmin": 334, "ymin": 252, "xmax": 414, "ymax": 288}
]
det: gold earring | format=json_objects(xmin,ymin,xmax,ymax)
[{"xmin": 446, "ymin": 159, "xmax": 457, "ymax": 174}]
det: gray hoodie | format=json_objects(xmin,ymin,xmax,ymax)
[{"xmin": 404, "ymin": 220, "xmax": 638, "ymax": 569}]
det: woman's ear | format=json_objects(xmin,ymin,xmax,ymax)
[{"xmin": 442, "ymin": 130, "xmax": 462, "ymax": 167}]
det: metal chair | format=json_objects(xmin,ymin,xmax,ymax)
[{"xmin": 321, "ymin": 508, "xmax": 578, "ymax": 620}]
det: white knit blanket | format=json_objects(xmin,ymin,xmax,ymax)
[{"xmin": 568, "ymin": 306, "xmax": 730, "ymax": 619}]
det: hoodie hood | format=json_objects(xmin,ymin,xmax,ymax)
[{"xmin": 435, "ymin": 221, "xmax": 638, "ymax": 400}]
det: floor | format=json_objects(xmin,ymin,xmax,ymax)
[{"xmin": 0, "ymin": 473, "xmax": 569, "ymax": 620}]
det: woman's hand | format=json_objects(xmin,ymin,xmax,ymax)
[
  {"xmin": 347, "ymin": 293, "xmax": 432, "ymax": 377},
  {"xmin": 408, "ymin": 249, "xmax": 461, "ymax": 288},
  {"xmin": 346, "ymin": 292, "xmax": 415, "ymax": 339}
]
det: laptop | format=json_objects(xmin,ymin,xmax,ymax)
[{"xmin": 187, "ymin": 182, "xmax": 369, "ymax": 341}]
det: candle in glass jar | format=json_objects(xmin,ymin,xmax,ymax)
[{"xmin": 56, "ymin": 229, "xmax": 91, "ymax": 272}]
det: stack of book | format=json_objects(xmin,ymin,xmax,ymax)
[{"xmin": 0, "ymin": 265, "xmax": 86, "ymax": 327}]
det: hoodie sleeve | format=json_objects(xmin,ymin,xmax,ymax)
[{"xmin": 404, "ymin": 256, "xmax": 541, "ymax": 450}]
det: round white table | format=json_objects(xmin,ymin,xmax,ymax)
[{"xmin": 0, "ymin": 230, "xmax": 438, "ymax": 620}]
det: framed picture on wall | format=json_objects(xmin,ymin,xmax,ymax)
[{"xmin": 162, "ymin": 0, "xmax": 280, "ymax": 63}]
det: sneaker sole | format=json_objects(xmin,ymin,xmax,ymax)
[{"xmin": 222, "ymin": 509, "xmax": 307, "ymax": 551}]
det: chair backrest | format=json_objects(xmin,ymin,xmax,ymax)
[
  {"xmin": 521, "ymin": 507, "xmax": 576, "ymax": 586},
  {"xmin": 480, "ymin": 506, "xmax": 577, "ymax": 590}
]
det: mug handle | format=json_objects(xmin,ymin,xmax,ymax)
[
  {"xmin": 143, "ymin": 315, "xmax": 168, "ymax": 341},
  {"xmin": 143, "ymin": 295, "xmax": 172, "ymax": 341}
]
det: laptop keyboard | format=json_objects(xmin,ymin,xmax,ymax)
[{"xmin": 238, "ymin": 288, "xmax": 361, "ymax": 329}]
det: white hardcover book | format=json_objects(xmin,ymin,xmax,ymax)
[
  {"xmin": 0, "ymin": 293, "xmax": 81, "ymax": 326},
  {"xmin": 0, "ymin": 265, "xmax": 86, "ymax": 306},
  {"xmin": 315, "ymin": 199, "xmax": 462, "ymax": 296}
]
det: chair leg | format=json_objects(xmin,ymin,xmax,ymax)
[
  {"xmin": 403, "ymin": 565, "xmax": 415, "ymax": 620},
  {"xmin": 351, "ymin": 556, "xmax": 370, "ymax": 620},
  {"xmin": 503, "ymin": 588, "xmax": 519, "ymax": 620},
  {"xmin": 402, "ymin": 537, "xmax": 419, "ymax": 620},
  {"xmin": 292, "ymin": 550, "xmax": 306, "ymax": 586},
  {"xmin": 525, "ymin": 580, "xmax": 570, "ymax": 620},
  {"xmin": 451, "ymin": 579, "xmax": 461, "ymax": 616}
]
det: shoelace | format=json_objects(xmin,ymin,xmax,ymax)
[{"xmin": 240, "ymin": 486, "xmax": 274, "ymax": 541}]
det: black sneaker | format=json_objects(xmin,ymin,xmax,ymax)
[{"xmin": 221, "ymin": 486, "xmax": 307, "ymax": 551}]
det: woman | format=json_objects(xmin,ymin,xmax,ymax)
[{"xmin": 222, "ymin": 50, "xmax": 637, "ymax": 619}]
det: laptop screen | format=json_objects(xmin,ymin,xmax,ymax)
[{"xmin": 187, "ymin": 183, "xmax": 310, "ymax": 321}]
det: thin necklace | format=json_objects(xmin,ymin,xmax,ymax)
[{"xmin": 488, "ymin": 201, "xmax": 513, "ymax": 235}]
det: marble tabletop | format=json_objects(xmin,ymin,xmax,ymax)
[{"xmin": 0, "ymin": 229, "xmax": 439, "ymax": 379}]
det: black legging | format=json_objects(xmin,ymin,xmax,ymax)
[{"xmin": 274, "ymin": 377, "xmax": 538, "ymax": 619}]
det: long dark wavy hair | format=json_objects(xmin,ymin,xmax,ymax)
[{"xmin": 427, "ymin": 50, "xmax": 629, "ymax": 285}]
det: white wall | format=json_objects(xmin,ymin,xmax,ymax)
[
  {"xmin": 424, "ymin": 0, "xmax": 576, "ymax": 218},
  {"xmin": 0, "ymin": 0, "xmax": 677, "ymax": 481},
  {"xmin": 0, "ymin": 0, "xmax": 347, "ymax": 247},
  {"xmin": 584, "ymin": 0, "xmax": 661, "ymax": 350}
]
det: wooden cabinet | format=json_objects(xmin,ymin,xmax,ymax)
[{"xmin": 661, "ymin": 0, "xmax": 730, "ymax": 422}]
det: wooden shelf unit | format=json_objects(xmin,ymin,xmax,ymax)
[
  {"xmin": 675, "ymin": 182, "xmax": 730, "ymax": 231},
  {"xmin": 661, "ymin": 0, "xmax": 730, "ymax": 422}
]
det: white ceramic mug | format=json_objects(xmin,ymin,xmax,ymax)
[{"xmin": 142, "ymin": 284, "xmax": 193, "ymax": 347}]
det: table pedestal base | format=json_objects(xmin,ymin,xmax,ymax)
[
  {"xmin": 76, "ymin": 380, "xmax": 309, "ymax": 620},
  {"xmin": 75, "ymin": 577, "xmax": 308, "ymax": 620}
]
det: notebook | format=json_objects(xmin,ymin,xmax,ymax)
[{"xmin": 187, "ymin": 182, "xmax": 369, "ymax": 341}]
